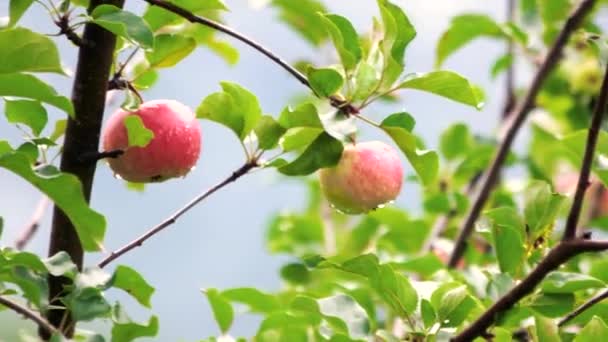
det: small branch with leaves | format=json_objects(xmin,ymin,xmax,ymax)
[
  {"xmin": 448, "ymin": 0, "xmax": 597, "ymax": 268},
  {"xmin": 452, "ymin": 29, "xmax": 608, "ymax": 340}
]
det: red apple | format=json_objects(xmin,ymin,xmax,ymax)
[
  {"xmin": 102, "ymin": 99, "xmax": 201, "ymax": 183},
  {"xmin": 319, "ymin": 141, "xmax": 403, "ymax": 214}
]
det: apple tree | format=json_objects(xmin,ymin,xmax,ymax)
[{"xmin": 2, "ymin": 0, "xmax": 608, "ymax": 341}]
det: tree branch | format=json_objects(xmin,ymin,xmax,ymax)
[
  {"xmin": 448, "ymin": 0, "xmax": 596, "ymax": 268},
  {"xmin": 97, "ymin": 161, "xmax": 257, "ymax": 268},
  {"xmin": 44, "ymin": 0, "xmax": 125, "ymax": 338},
  {"xmin": 15, "ymin": 196, "xmax": 50, "ymax": 250},
  {"xmin": 562, "ymin": 58, "xmax": 608, "ymax": 240},
  {"xmin": 0, "ymin": 295, "xmax": 59, "ymax": 337},
  {"xmin": 559, "ymin": 289, "xmax": 608, "ymax": 327},
  {"xmin": 451, "ymin": 239, "xmax": 608, "ymax": 341}
]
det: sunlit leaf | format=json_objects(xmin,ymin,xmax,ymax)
[
  {"xmin": 397, "ymin": 71, "xmax": 483, "ymax": 109},
  {"xmin": 91, "ymin": 5, "xmax": 154, "ymax": 50},
  {"xmin": 124, "ymin": 115, "xmax": 154, "ymax": 148},
  {"xmin": 436, "ymin": 14, "xmax": 504, "ymax": 67},
  {"xmin": 0, "ymin": 73, "xmax": 74, "ymax": 116},
  {"xmin": 204, "ymin": 288, "xmax": 234, "ymax": 333},
  {"xmin": 0, "ymin": 28, "xmax": 64, "ymax": 74}
]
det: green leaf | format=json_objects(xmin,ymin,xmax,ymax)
[
  {"xmin": 44, "ymin": 251, "xmax": 77, "ymax": 278},
  {"xmin": 280, "ymin": 263, "xmax": 311, "ymax": 285},
  {"xmin": 111, "ymin": 306, "xmax": 159, "ymax": 342},
  {"xmin": 91, "ymin": 5, "xmax": 154, "ymax": 50},
  {"xmin": 392, "ymin": 254, "xmax": 444, "ymax": 278},
  {"xmin": 524, "ymin": 180, "xmax": 566, "ymax": 238},
  {"xmin": 111, "ymin": 265, "xmax": 155, "ymax": 308},
  {"xmin": 561, "ymin": 130, "xmax": 608, "ymax": 187},
  {"xmin": 372, "ymin": 264, "xmax": 418, "ymax": 316},
  {"xmin": 307, "ymin": 67, "xmax": 344, "ymax": 97},
  {"xmin": 9, "ymin": 0, "xmax": 35, "ymax": 27},
  {"xmin": 197, "ymin": 82, "xmax": 262, "ymax": 140},
  {"xmin": 535, "ymin": 316, "xmax": 560, "ymax": 342},
  {"xmin": 352, "ymin": 61, "xmax": 380, "ymax": 101},
  {"xmin": 3, "ymin": 266, "xmax": 48, "ymax": 310},
  {"xmin": 278, "ymin": 103, "xmax": 322, "ymax": 129},
  {"xmin": 538, "ymin": 0, "xmax": 571, "ymax": 43},
  {"xmin": 50, "ymin": 119, "xmax": 67, "ymax": 142},
  {"xmin": 65, "ymin": 287, "xmax": 111, "ymax": 321},
  {"xmin": 279, "ymin": 127, "xmax": 323, "ymax": 152},
  {"xmin": 0, "ymin": 27, "xmax": 64, "ymax": 74},
  {"xmin": 123, "ymin": 115, "xmax": 154, "ymax": 148},
  {"xmin": 574, "ymin": 317, "xmax": 608, "ymax": 342},
  {"xmin": 0, "ymin": 152, "xmax": 105, "ymax": 251},
  {"xmin": 254, "ymin": 115, "xmax": 286, "ymax": 150},
  {"xmin": 278, "ymin": 132, "xmax": 343, "ymax": 176},
  {"xmin": 318, "ymin": 294, "xmax": 369, "ymax": 338},
  {"xmin": 397, "ymin": 71, "xmax": 483, "ymax": 109},
  {"xmin": 132, "ymin": 69, "xmax": 158, "ymax": 90},
  {"xmin": 266, "ymin": 213, "xmax": 323, "ymax": 255},
  {"xmin": 222, "ymin": 288, "xmax": 281, "ymax": 314},
  {"xmin": 541, "ymin": 272, "xmax": 605, "ymax": 294},
  {"xmin": 204, "ymin": 288, "xmax": 234, "ymax": 333},
  {"xmin": 435, "ymin": 14, "xmax": 504, "ymax": 67},
  {"xmin": 431, "ymin": 283, "xmax": 476, "ymax": 327},
  {"xmin": 529, "ymin": 293, "xmax": 575, "ymax": 318},
  {"xmin": 491, "ymin": 53, "xmax": 514, "ymax": 79},
  {"xmin": 319, "ymin": 14, "xmax": 362, "ymax": 71},
  {"xmin": 421, "ymin": 299, "xmax": 436, "ymax": 329},
  {"xmin": 484, "ymin": 207, "xmax": 526, "ymax": 275},
  {"xmin": 4, "ymin": 99, "xmax": 48, "ymax": 136},
  {"xmin": 16, "ymin": 142, "xmax": 38, "ymax": 164},
  {"xmin": 0, "ymin": 73, "xmax": 74, "ymax": 116},
  {"xmin": 439, "ymin": 123, "xmax": 474, "ymax": 160},
  {"xmin": 377, "ymin": 0, "xmax": 416, "ymax": 86},
  {"xmin": 271, "ymin": 0, "xmax": 328, "ymax": 46},
  {"xmin": 381, "ymin": 114, "xmax": 438, "ymax": 186},
  {"xmin": 146, "ymin": 34, "xmax": 196, "ymax": 68}
]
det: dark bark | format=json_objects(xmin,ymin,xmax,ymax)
[{"xmin": 42, "ymin": 0, "xmax": 125, "ymax": 338}]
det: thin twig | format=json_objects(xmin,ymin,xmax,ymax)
[
  {"xmin": 15, "ymin": 196, "xmax": 50, "ymax": 250},
  {"xmin": 451, "ymin": 239, "xmax": 608, "ymax": 341},
  {"xmin": 558, "ymin": 289, "xmax": 608, "ymax": 326},
  {"xmin": 448, "ymin": 0, "xmax": 596, "ymax": 268},
  {"xmin": 0, "ymin": 295, "xmax": 60, "ymax": 336},
  {"xmin": 55, "ymin": 14, "xmax": 84, "ymax": 46},
  {"xmin": 562, "ymin": 60, "xmax": 608, "ymax": 240},
  {"xmin": 97, "ymin": 162, "xmax": 257, "ymax": 268}
]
